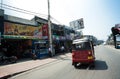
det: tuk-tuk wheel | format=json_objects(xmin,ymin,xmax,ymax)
[
  {"xmin": 90, "ymin": 62, "xmax": 95, "ymax": 68},
  {"xmin": 74, "ymin": 63, "xmax": 79, "ymax": 68}
]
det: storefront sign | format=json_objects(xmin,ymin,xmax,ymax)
[
  {"xmin": 42, "ymin": 24, "xmax": 49, "ymax": 39},
  {"xmin": 4, "ymin": 22, "xmax": 43, "ymax": 39}
]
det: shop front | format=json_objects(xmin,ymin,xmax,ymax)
[
  {"xmin": 52, "ymin": 35, "xmax": 66, "ymax": 53},
  {"xmin": 1, "ymin": 38, "xmax": 32, "ymax": 58},
  {"xmin": 33, "ymin": 40, "xmax": 49, "ymax": 58},
  {"xmin": 1, "ymin": 21, "xmax": 43, "ymax": 59}
]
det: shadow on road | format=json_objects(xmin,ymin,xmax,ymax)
[
  {"xmin": 93, "ymin": 60, "xmax": 108, "ymax": 70},
  {"xmin": 75, "ymin": 60, "xmax": 108, "ymax": 70}
]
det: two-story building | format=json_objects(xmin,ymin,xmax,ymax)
[{"xmin": 0, "ymin": 9, "xmax": 76, "ymax": 58}]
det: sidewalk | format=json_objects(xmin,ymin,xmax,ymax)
[{"xmin": 0, "ymin": 53, "xmax": 71, "ymax": 79}]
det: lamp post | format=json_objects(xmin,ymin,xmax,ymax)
[{"xmin": 48, "ymin": 0, "xmax": 54, "ymax": 56}]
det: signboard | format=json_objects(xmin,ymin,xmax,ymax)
[
  {"xmin": 42, "ymin": 24, "xmax": 49, "ymax": 39},
  {"xmin": 69, "ymin": 18, "xmax": 84, "ymax": 30},
  {"xmin": 4, "ymin": 22, "xmax": 43, "ymax": 39}
]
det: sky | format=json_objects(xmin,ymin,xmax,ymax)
[{"xmin": 1, "ymin": 0, "xmax": 120, "ymax": 41}]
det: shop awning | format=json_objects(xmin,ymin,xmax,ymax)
[{"xmin": 3, "ymin": 35, "xmax": 41, "ymax": 40}]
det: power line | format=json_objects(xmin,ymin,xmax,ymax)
[
  {"xmin": 2, "ymin": 6, "xmax": 48, "ymax": 19},
  {"xmin": 51, "ymin": 16, "xmax": 62, "ymax": 24},
  {"xmin": 0, "ymin": 3, "xmax": 48, "ymax": 19},
  {"xmin": 1, "ymin": 3, "xmax": 47, "ymax": 16},
  {"xmin": 0, "ymin": 3, "xmax": 63, "ymax": 25},
  {"xmin": 2, "ymin": 6, "xmax": 35, "ymax": 15}
]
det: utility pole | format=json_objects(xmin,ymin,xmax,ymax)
[{"xmin": 48, "ymin": 0, "xmax": 54, "ymax": 56}]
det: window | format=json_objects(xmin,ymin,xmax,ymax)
[{"xmin": 72, "ymin": 42, "xmax": 91, "ymax": 50}]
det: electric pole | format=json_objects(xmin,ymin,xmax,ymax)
[{"xmin": 48, "ymin": 0, "xmax": 54, "ymax": 56}]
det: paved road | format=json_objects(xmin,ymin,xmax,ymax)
[{"xmin": 9, "ymin": 45, "xmax": 120, "ymax": 79}]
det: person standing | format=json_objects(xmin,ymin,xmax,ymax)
[
  {"xmin": 61, "ymin": 46, "xmax": 65, "ymax": 53},
  {"xmin": 48, "ymin": 46, "xmax": 52, "ymax": 57}
]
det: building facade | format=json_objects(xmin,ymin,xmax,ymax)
[
  {"xmin": 0, "ymin": 9, "xmax": 47, "ymax": 58},
  {"xmin": 0, "ymin": 9, "xmax": 76, "ymax": 58}
]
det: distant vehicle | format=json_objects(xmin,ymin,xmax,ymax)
[
  {"xmin": 111, "ymin": 25, "xmax": 120, "ymax": 48},
  {"xmin": 112, "ymin": 25, "xmax": 120, "ymax": 34},
  {"xmin": 103, "ymin": 42, "xmax": 106, "ymax": 45},
  {"xmin": 72, "ymin": 38, "xmax": 95, "ymax": 68},
  {"xmin": 115, "ymin": 35, "xmax": 120, "ymax": 48}
]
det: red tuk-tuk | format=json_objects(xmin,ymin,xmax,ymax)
[{"xmin": 72, "ymin": 38, "xmax": 95, "ymax": 68}]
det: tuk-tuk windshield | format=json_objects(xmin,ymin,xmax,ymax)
[{"xmin": 72, "ymin": 42, "xmax": 91, "ymax": 50}]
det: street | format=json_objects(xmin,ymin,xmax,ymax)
[{"xmin": 9, "ymin": 45, "xmax": 120, "ymax": 79}]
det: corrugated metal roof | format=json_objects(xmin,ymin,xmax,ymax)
[{"xmin": 4, "ymin": 14, "xmax": 37, "ymax": 26}]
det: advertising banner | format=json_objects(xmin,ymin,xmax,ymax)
[
  {"xmin": 69, "ymin": 18, "xmax": 84, "ymax": 30},
  {"xmin": 4, "ymin": 22, "xmax": 42, "ymax": 39},
  {"xmin": 42, "ymin": 24, "xmax": 49, "ymax": 39}
]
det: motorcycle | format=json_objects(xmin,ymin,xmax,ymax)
[{"xmin": 0, "ymin": 55, "xmax": 17, "ymax": 65}]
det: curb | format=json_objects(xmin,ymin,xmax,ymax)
[
  {"xmin": 0, "ymin": 58, "xmax": 58, "ymax": 79},
  {"xmin": 0, "ymin": 71, "xmax": 26, "ymax": 79},
  {"xmin": 0, "ymin": 53, "xmax": 71, "ymax": 79}
]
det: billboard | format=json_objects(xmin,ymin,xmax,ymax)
[
  {"xmin": 4, "ymin": 22, "xmax": 43, "ymax": 39},
  {"xmin": 69, "ymin": 18, "xmax": 84, "ymax": 30}
]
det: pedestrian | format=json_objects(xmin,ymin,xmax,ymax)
[
  {"xmin": 48, "ymin": 46, "xmax": 52, "ymax": 57},
  {"xmin": 61, "ymin": 46, "xmax": 65, "ymax": 53}
]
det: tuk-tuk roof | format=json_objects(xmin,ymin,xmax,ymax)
[{"xmin": 72, "ymin": 38, "xmax": 91, "ymax": 44}]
